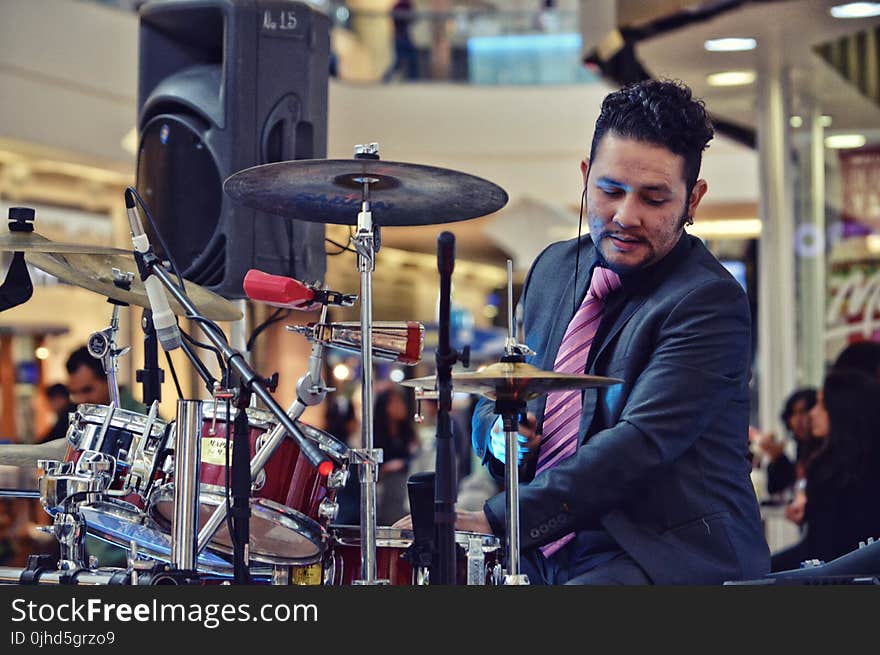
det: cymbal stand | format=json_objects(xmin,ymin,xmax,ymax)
[
  {"xmin": 497, "ymin": 259, "xmax": 534, "ymax": 585},
  {"xmin": 87, "ymin": 269, "xmax": 134, "ymax": 408},
  {"xmin": 349, "ymin": 143, "xmax": 387, "ymax": 585},
  {"xmin": 195, "ymin": 302, "xmax": 340, "ymax": 555}
]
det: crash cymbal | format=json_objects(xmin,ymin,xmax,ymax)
[
  {"xmin": 25, "ymin": 251, "xmax": 243, "ymax": 322},
  {"xmin": 400, "ymin": 361, "xmax": 622, "ymax": 402},
  {"xmin": 224, "ymin": 159, "xmax": 509, "ymax": 226},
  {"xmin": 0, "ymin": 231, "xmax": 131, "ymax": 256}
]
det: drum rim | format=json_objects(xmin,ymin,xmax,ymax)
[
  {"xmin": 199, "ymin": 402, "xmax": 350, "ymax": 463},
  {"xmin": 72, "ymin": 403, "xmax": 168, "ymax": 437},
  {"xmin": 78, "ymin": 499, "xmax": 238, "ymax": 574},
  {"xmin": 147, "ymin": 483, "xmax": 326, "ymax": 566}
]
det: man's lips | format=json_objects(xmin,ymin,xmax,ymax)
[{"xmin": 604, "ymin": 234, "xmax": 645, "ymax": 251}]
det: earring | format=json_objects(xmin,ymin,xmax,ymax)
[{"xmin": 685, "ymin": 216, "xmax": 694, "ymax": 226}]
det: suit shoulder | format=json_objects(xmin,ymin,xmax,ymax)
[
  {"xmin": 677, "ymin": 236, "xmax": 746, "ymax": 293},
  {"xmin": 529, "ymin": 237, "xmax": 591, "ymax": 274}
]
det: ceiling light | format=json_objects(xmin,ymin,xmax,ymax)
[
  {"xmin": 820, "ymin": 115, "xmax": 833, "ymax": 127},
  {"xmin": 790, "ymin": 116, "xmax": 803, "ymax": 128},
  {"xmin": 706, "ymin": 70, "xmax": 756, "ymax": 87},
  {"xmin": 34, "ymin": 347, "xmax": 50, "ymax": 360},
  {"xmin": 704, "ymin": 37, "xmax": 757, "ymax": 52},
  {"xmin": 825, "ymin": 134, "xmax": 867, "ymax": 148},
  {"xmin": 830, "ymin": 3, "xmax": 880, "ymax": 18}
]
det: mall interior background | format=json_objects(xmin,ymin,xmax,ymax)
[{"xmin": 1, "ymin": 0, "xmax": 879, "ymax": 563}]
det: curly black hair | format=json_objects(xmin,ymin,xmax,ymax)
[
  {"xmin": 65, "ymin": 345, "xmax": 104, "ymax": 378},
  {"xmin": 588, "ymin": 79, "xmax": 715, "ymax": 196}
]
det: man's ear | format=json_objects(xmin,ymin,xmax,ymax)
[
  {"xmin": 580, "ymin": 158, "xmax": 590, "ymax": 188},
  {"xmin": 687, "ymin": 179, "xmax": 709, "ymax": 219}
]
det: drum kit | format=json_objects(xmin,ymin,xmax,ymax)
[{"xmin": 0, "ymin": 144, "xmax": 620, "ymax": 586}]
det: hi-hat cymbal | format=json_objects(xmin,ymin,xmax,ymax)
[
  {"xmin": 400, "ymin": 361, "xmax": 623, "ymax": 402},
  {"xmin": 224, "ymin": 159, "xmax": 509, "ymax": 226},
  {"xmin": 0, "ymin": 231, "xmax": 131, "ymax": 256},
  {"xmin": 25, "ymin": 251, "xmax": 243, "ymax": 322}
]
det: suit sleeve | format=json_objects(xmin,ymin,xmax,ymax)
[{"xmin": 484, "ymin": 278, "xmax": 751, "ymax": 546}]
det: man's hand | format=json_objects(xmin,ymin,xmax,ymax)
[
  {"xmin": 488, "ymin": 412, "xmax": 541, "ymax": 465},
  {"xmin": 392, "ymin": 510, "xmax": 493, "ymax": 535}
]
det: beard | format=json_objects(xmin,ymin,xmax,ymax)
[{"xmin": 589, "ymin": 211, "xmax": 689, "ymax": 275}]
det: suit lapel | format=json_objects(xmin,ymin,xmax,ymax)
[
  {"xmin": 588, "ymin": 293, "xmax": 649, "ymax": 372},
  {"xmin": 543, "ymin": 239, "xmax": 596, "ymax": 371}
]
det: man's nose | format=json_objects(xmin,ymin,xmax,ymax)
[{"xmin": 612, "ymin": 195, "xmax": 643, "ymax": 229}]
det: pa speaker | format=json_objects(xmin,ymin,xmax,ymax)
[{"xmin": 136, "ymin": 0, "xmax": 330, "ymax": 299}]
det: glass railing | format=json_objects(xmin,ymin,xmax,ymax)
[{"xmin": 74, "ymin": 0, "xmax": 598, "ymax": 86}]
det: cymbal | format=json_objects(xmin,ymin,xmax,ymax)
[
  {"xmin": 0, "ymin": 231, "xmax": 131, "ymax": 256},
  {"xmin": 400, "ymin": 361, "xmax": 623, "ymax": 402},
  {"xmin": 224, "ymin": 159, "xmax": 509, "ymax": 226},
  {"xmin": 25, "ymin": 251, "xmax": 243, "ymax": 322}
]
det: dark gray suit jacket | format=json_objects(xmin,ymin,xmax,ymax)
[{"xmin": 472, "ymin": 234, "xmax": 770, "ymax": 584}]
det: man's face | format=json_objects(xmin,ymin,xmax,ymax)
[
  {"xmin": 582, "ymin": 133, "xmax": 708, "ymax": 274},
  {"xmin": 68, "ymin": 365, "xmax": 110, "ymax": 405}
]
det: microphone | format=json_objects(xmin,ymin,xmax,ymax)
[
  {"xmin": 125, "ymin": 189, "xmax": 181, "ymax": 352},
  {"xmin": 437, "ymin": 231, "xmax": 455, "ymax": 277},
  {"xmin": 244, "ymin": 269, "xmax": 356, "ymax": 310}
]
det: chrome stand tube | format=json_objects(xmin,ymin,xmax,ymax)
[
  {"xmin": 503, "ymin": 428, "xmax": 522, "ymax": 581},
  {"xmin": 351, "ymin": 168, "xmax": 385, "ymax": 585},
  {"xmin": 171, "ymin": 400, "xmax": 202, "ymax": 570}
]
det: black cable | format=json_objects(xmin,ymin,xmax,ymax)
[
  {"xmin": 181, "ymin": 329, "xmax": 226, "ymax": 379},
  {"xmin": 326, "ymin": 237, "xmax": 357, "ymax": 255},
  {"xmin": 164, "ymin": 350, "xmax": 184, "ymax": 399},
  {"xmin": 125, "ymin": 186, "xmax": 186, "ymax": 293},
  {"xmin": 223, "ymin": 398, "xmax": 237, "ymax": 557},
  {"xmin": 573, "ymin": 185, "xmax": 587, "ymax": 314},
  {"xmin": 246, "ymin": 307, "xmax": 290, "ymax": 352}
]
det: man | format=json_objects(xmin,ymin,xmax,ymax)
[
  {"xmin": 1, "ymin": 346, "xmax": 147, "ymax": 467},
  {"xmin": 1, "ymin": 345, "xmax": 146, "ymax": 566},
  {"xmin": 436, "ymin": 80, "xmax": 769, "ymax": 584},
  {"xmin": 37, "ymin": 383, "xmax": 75, "ymax": 443},
  {"xmin": 65, "ymin": 346, "xmax": 147, "ymax": 413}
]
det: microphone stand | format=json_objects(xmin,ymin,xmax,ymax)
[
  {"xmin": 139, "ymin": 253, "xmax": 331, "ymax": 476},
  {"xmin": 434, "ymin": 231, "xmax": 467, "ymax": 585},
  {"xmin": 195, "ymin": 303, "xmax": 336, "ymax": 556}
]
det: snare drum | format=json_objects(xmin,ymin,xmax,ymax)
[
  {"xmin": 326, "ymin": 526, "xmax": 502, "ymax": 585},
  {"xmin": 149, "ymin": 401, "xmax": 350, "ymax": 565},
  {"xmin": 64, "ymin": 404, "xmax": 171, "ymax": 508}
]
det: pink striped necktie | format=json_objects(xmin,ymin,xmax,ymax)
[{"xmin": 537, "ymin": 265, "xmax": 622, "ymax": 558}]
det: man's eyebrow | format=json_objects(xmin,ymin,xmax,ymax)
[
  {"xmin": 596, "ymin": 177, "xmax": 632, "ymax": 192},
  {"xmin": 596, "ymin": 177, "xmax": 673, "ymax": 194},
  {"xmin": 640, "ymin": 183, "xmax": 673, "ymax": 193}
]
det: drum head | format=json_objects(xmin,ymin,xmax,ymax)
[
  {"xmin": 149, "ymin": 484, "xmax": 326, "ymax": 566},
  {"xmin": 79, "ymin": 500, "xmax": 235, "ymax": 574}
]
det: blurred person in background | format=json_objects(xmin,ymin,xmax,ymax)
[
  {"xmin": 36, "ymin": 383, "xmax": 75, "ymax": 444},
  {"xmin": 750, "ymin": 388, "xmax": 820, "ymax": 500},
  {"xmin": 373, "ymin": 386, "xmax": 419, "ymax": 524},
  {"xmin": 770, "ymin": 368, "xmax": 880, "ymax": 571}
]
